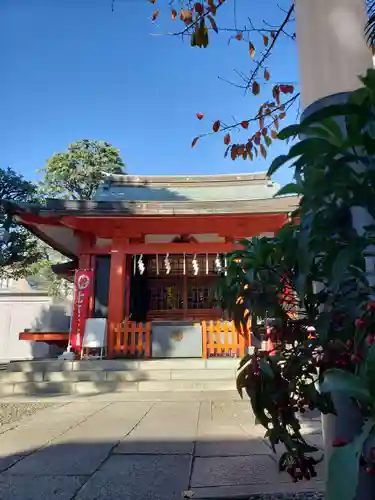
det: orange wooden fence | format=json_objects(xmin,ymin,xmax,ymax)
[
  {"xmin": 201, "ymin": 320, "xmax": 250, "ymax": 359},
  {"xmin": 113, "ymin": 320, "xmax": 151, "ymax": 358}
]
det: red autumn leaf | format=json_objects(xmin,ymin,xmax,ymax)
[
  {"xmin": 249, "ymin": 42, "xmax": 255, "ymax": 58},
  {"xmin": 254, "ymin": 134, "xmax": 261, "ymax": 146},
  {"xmin": 231, "ymin": 145, "xmax": 238, "ymax": 160},
  {"xmin": 208, "ymin": 15, "xmax": 218, "ymax": 33},
  {"xmin": 196, "ymin": 112, "xmax": 204, "ymax": 120},
  {"xmin": 152, "ymin": 9, "xmax": 159, "ymax": 21},
  {"xmin": 180, "ymin": 9, "xmax": 193, "ymax": 24},
  {"xmin": 262, "ymin": 128, "xmax": 267, "ymax": 136},
  {"xmin": 273, "ymin": 85, "xmax": 280, "ymax": 105},
  {"xmin": 241, "ymin": 120, "xmax": 249, "ymax": 129},
  {"xmin": 264, "ymin": 69, "xmax": 270, "ymax": 81},
  {"xmin": 171, "ymin": 8, "xmax": 177, "ymax": 20},
  {"xmin": 191, "ymin": 137, "xmax": 199, "ymax": 148},
  {"xmin": 212, "ymin": 120, "xmax": 220, "ymax": 132},
  {"xmin": 224, "ymin": 134, "xmax": 231, "ymax": 145},
  {"xmin": 242, "ymin": 149, "xmax": 247, "ymax": 160},
  {"xmin": 235, "ymin": 32, "xmax": 243, "ymax": 41},
  {"xmin": 280, "ymin": 84, "xmax": 295, "ymax": 94},
  {"xmin": 194, "ymin": 2, "xmax": 204, "ymax": 15},
  {"xmin": 263, "ymin": 34, "xmax": 269, "ymax": 47},
  {"xmin": 252, "ymin": 81, "xmax": 260, "ymax": 95},
  {"xmin": 279, "ymin": 112, "xmax": 286, "ymax": 120},
  {"xmin": 271, "ymin": 130, "xmax": 278, "ymax": 139},
  {"xmin": 260, "ymin": 144, "xmax": 267, "ymax": 159},
  {"xmin": 246, "ymin": 141, "xmax": 253, "ymax": 153}
]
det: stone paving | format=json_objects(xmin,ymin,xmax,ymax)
[{"xmin": 0, "ymin": 391, "xmax": 324, "ymax": 499}]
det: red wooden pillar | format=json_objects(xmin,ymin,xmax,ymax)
[
  {"xmin": 107, "ymin": 240, "xmax": 127, "ymax": 358},
  {"xmin": 124, "ymin": 255, "xmax": 132, "ymax": 319}
]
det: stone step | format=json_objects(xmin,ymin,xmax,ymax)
[
  {"xmin": 0, "ymin": 378, "xmax": 236, "ymax": 396},
  {"xmin": 0, "ymin": 368, "xmax": 236, "ymax": 384},
  {"xmin": 6, "ymin": 357, "xmax": 240, "ymax": 373},
  {"xmin": 0, "ymin": 358, "xmax": 240, "ymax": 395}
]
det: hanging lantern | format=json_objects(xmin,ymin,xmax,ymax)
[
  {"xmin": 164, "ymin": 253, "xmax": 171, "ymax": 274},
  {"xmin": 183, "ymin": 253, "xmax": 186, "ymax": 275},
  {"xmin": 215, "ymin": 253, "xmax": 222, "ymax": 273},
  {"xmin": 206, "ymin": 253, "xmax": 209, "ymax": 275},
  {"xmin": 138, "ymin": 254, "xmax": 145, "ymax": 275},
  {"xmin": 192, "ymin": 254, "xmax": 199, "ymax": 275},
  {"xmin": 224, "ymin": 254, "xmax": 228, "ymax": 276},
  {"xmin": 156, "ymin": 254, "xmax": 159, "ymax": 275}
]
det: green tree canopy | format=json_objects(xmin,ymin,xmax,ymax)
[
  {"xmin": 0, "ymin": 167, "xmax": 45, "ymax": 279},
  {"xmin": 40, "ymin": 139, "xmax": 125, "ymax": 200}
]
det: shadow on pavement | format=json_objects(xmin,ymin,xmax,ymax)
[{"xmin": 0, "ymin": 436, "xmax": 324, "ymax": 499}]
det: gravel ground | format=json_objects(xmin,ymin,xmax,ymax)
[{"xmin": 0, "ymin": 403, "xmax": 54, "ymax": 427}]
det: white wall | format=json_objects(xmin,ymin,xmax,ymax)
[{"xmin": 0, "ymin": 294, "xmax": 72, "ymax": 362}]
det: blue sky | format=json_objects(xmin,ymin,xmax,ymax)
[{"xmin": 1, "ymin": 0, "xmax": 299, "ymax": 187}]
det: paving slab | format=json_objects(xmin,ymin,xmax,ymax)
[
  {"xmin": 116, "ymin": 401, "xmax": 199, "ymax": 455},
  {"xmin": 75, "ymin": 454, "xmax": 191, "ymax": 500},
  {"xmin": 0, "ymin": 474, "xmax": 85, "ymax": 500},
  {"xmin": 196, "ymin": 403, "xmax": 267, "ymax": 457},
  {"xmin": 6, "ymin": 402, "xmax": 151, "ymax": 476},
  {"xmin": 191, "ymin": 454, "xmax": 286, "ymax": 488},
  {"xmin": 190, "ymin": 482, "xmax": 324, "ymax": 499},
  {"xmin": 0, "ymin": 403, "xmax": 107, "ymax": 472}
]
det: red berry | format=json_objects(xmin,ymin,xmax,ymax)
[
  {"xmin": 366, "ymin": 334, "xmax": 375, "ymax": 346},
  {"xmin": 346, "ymin": 340, "xmax": 353, "ymax": 348},
  {"xmin": 367, "ymin": 301, "xmax": 375, "ymax": 311},
  {"xmin": 355, "ymin": 318, "xmax": 366, "ymax": 329},
  {"xmin": 351, "ymin": 354, "xmax": 362, "ymax": 364},
  {"xmin": 332, "ymin": 438, "xmax": 348, "ymax": 447}
]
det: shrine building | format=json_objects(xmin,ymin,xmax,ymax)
[{"xmin": 4, "ymin": 172, "xmax": 298, "ymax": 359}]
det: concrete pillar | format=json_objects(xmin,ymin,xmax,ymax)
[
  {"xmin": 295, "ymin": 0, "xmax": 373, "ymax": 110},
  {"xmin": 294, "ymin": 2, "xmax": 375, "ymax": 498}
]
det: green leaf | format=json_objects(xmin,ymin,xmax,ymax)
[
  {"xmin": 320, "ymin": 118, "xmax": 344, "ymax": 142},
  {"xmin": 277, "ymin": 124, "xmax": 302, "ymax": 140},
  {"xmin": 301, "ymin": 103, "xmax": 361, "ymax": 127},
  {"xmin": 331, "ymin": 247, "xmax": 356, "ymax": 290},
  {"xmin": 288, "ymin": 137, "xmax": 333, "ymax": 158},
  {"xmin": 274, "ymin": 183, "xmax": 303, "ymax": 197},
  {"xmin": 327, "ymin": 420, "xmax": 373, "ymax": 500},
  {"xmin": 320, "ymin": 369, "xmax": 371, "ymax": 404},
  {"xmin": 264, "ymin": 135, "xmax": 272, "ymax": 147},
  {"xmin": 350, "ymin": 86, "xmax": 369, "ymax": 106},
  {"xmin": 259, "ymin": 358, "xmax": 274, "ymax": 379},
  {"xmin": 267, "ymin": 154, "xmax": 290, "ymax": 177}
]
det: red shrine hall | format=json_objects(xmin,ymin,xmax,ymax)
[{"xmin": 5, "ymin": 172, "xmax": 298, "ymax": 359}]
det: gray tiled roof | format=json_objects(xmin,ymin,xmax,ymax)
[{"xmin": 94, "ymin": 172, "xmax": 280, "ymax": 202}]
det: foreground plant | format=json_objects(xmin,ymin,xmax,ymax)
[{"xmin": 228, "ymin": 69, "xmax": 375, "ymax": 500}]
